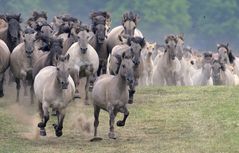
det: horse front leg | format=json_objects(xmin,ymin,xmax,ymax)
[
  {"xmin": 117, "ymin": 106, "xmax": 129, "ymax": 127},
  {"xmin": 90, "ymin": 105, "xmax": 103, "ymax": 141},
  {"xmin": 0, "ymin": 73, "xmax": 4, "ymax": 97},
  {"xmin": 108, "ymin": 106, "xmax": 117, "ymax": 139},
  {"xmin": 22, "ymin": 79, "xmax": 28, "ymax": 96},
  {"xmin": 53, "ymin": 109, "xmax": 65, "ymax": 137},
  {"xmin": 38, "ymin": 102, "xmax": 49, "ymax": 136}
]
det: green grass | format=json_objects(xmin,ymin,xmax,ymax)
[{"xmin": 1, "ymin": 85, "xmax": 239, "ymax": 153}]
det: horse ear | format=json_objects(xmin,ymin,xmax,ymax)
[
  {"xmin": 226, "ymin": 43, "xmax": 229, "ymax": 48},
  {"xmin": 217, "ymin": 44, "xmax": 220, "ymax": 48},
  {"xmin": 118, "ymin": 35, "xmax": 123, "ymax": 42},
  {"xmin": 65, "ymin": 54, "xmax": 70, "ymax": 61},
  {"xmin": 122, "ymin": 52, "xmax": 126, "ymax": 59}
]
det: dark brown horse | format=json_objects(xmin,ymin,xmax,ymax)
[
  {"xmin": 0, "ymin": 14, "xmax": 22, "ymax": 52},
  {"xmin": 89, "ymin": 11, "xmax": 109, "ymax": 76}
]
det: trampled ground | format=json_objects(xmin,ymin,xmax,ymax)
[{"xmin": 1, "ymin": 85, "xmax": 239, "ymax": 153}]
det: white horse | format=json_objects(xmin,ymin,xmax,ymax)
[
  {"xmin": 67, "ymin": 29, "xmax": 99, "ymax": 104},
  {"xmin": 34, "ymin": 55, "xmax": 75, "ymax": 137},
  {"xmin": 152, "ymin": 35, "xmax": 181, "ymax": 86}
]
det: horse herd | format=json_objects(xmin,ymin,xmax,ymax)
[{"xmin": 0, "ymin": 11, "xmax": 238, "ymax": 140}]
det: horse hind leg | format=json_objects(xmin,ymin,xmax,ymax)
[
  {"xmin": 23, "ymin": 80, "xmax": 28, "ymax": 96},
  {"xmin": 30, "ymin": 81, "xmax": 34, "ymax": 104},
  {"xmin": 15, "ymin": 78, "xmax": 21, "ymax": 102},
  {"xmin": 53, "ymin": 109, "xmax": 65, "ymax": 137},
  {"xmin": 0, "ymin": 73, "xmax": 4, "ymax": 97},
  {"xmin": 84, "ymin": 76, "xmax": 91, "ymax": 105}
]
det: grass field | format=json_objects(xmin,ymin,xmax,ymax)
[{"xmin": 1, "ymin": 85, "xmax": 239, "ymax": 153}]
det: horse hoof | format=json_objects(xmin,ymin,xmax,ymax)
[
  {"xmin": 55, "ymin": 130, "xmax": 63, "ymax": 137},
  {"xmin": 90, "ymin": 137, "xmax": 103, "ymax": 142},
  {"xmin": 117, "ymin": 120, "xmax": 125, "ymax": 127},
  {"xmin": 40, "ymin": 129, "xmax": 46, "ymax": 136},
  {"xmin": 51, "ymin": 111, "xmax": 57, "ymax": 116},
  {"xmin": 108, "ymin": 132, "xmax": 116, "ymax": 139},
  {"xmin": 0, "ymin": 92, "xmax": 4, "ymax": 97},
  {"xmin": 38, "ymin": 122, "xmax": 45, "ymax": 128},
  {"xmin": 74, "ymin": 94, "xmax": 81, "ymax": 99},
  {"xmin": 128, "ymin": 99, "xmax": 133, "ymax": 104}
]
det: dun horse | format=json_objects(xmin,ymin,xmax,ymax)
[{"xmin": 91, "ymin": 52, "xmax": 135, "ymax": 140}]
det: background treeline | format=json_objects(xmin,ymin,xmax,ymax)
[{"xmin": 0, "ymin": 0, "xmax": 239, "ymax": 51}]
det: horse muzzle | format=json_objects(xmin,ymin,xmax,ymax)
[
  {"xmin": 133, "ymin": 60, "xmax": 140, "ymax": 66},
  {"xmin": 61, "ymin": 81, "xmax": 69, "ymax": 89},
  {"xmin": 80, "ymin": 48, "xmax": 88, "ymax": 54}
]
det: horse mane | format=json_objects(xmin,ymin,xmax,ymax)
[
  {"xmin": 24, "ymin": 28, "xmax": 35, "ymax": 34},
  {"xmin": 6, "ymin": 13, "xmax": 22, "ymax": 23},
  {"xmin": 38, "ymin": 22, "xmax": 53, "ymax": 31},
  {"xmin": 78, "ymin": 23, "xmax": 90, "ymax": 32},
  {"xmin": 203, "ymin": 52, "xmax": 212, "ymax": 58},
  {"xmin": 165, "ymin": 35, "xmax": 178, "ymax": 44},
  {"xmin": 32, "ymin": 11, "xmax": 47, "ymax": 21},
  {"xmin": 90, "ymin": 11, "xmax": 111, "ymax": 20},
  {"xmin": 46, "ymin": 38, "xmax": 63, "ymax": 65},
  {"xmin": 62, "ymin": 15, "xmax": 78, "ymax": 23},
  {"xmin": 127, "ymin": 37, "xmax": 146, "ymax": 48},
  {"xmin": 122, "ymin": 11, "xmax": 138, "ymax": 25},
  {"xmin": 217, "ymin": 43, "xmax": 235, "ymax": 64}
]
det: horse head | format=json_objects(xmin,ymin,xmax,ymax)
[
  {"xmin": 122, "ymin": 11, "xmax": 138, "ymax": 37},
  {"xmin": 6, "ymin": 13, "xmax": 21, "ymax": 47},
  {"xmin": 56, "ymin": 54, "xmax": 70, "ymax": 89},
  {"xmin": 176, "ymin": 34, "xmax": 184, "ymax": 60},
  {"xmin": 127, "ymin": 37, "xmax": 146, "ymax": 66},
  {"xmin": 217, "ymin": 43, "xmax": 234, "ymax": 64},
  {"xmin": 212, "ymin": 59, "xmax": 225, "ymax": 85},
  {"xmin": 23, "ymin": 28, "xmax": 36, "ymax": 58},
  {"xmin": 119, "ymin": 52, "xmax": 135, "ymax": 88},
  {"xmin": 77, "ymin": 25, "xmax": 90, "ymax": 54},
  {"xmin": 165, "ymin": 35, "xmax": 178, "ymax": 60}
]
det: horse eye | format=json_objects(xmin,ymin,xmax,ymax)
[
  {"xmin": 56, "ymin": 67, "xmax": 60, "ymax": 71},
  {"xmin": 122, "ymin": 65, "xmax": 125, "ymax": 68}
]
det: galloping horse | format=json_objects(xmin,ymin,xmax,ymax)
[{"xmin": 34, "ymin": 54, "xmax": 75, "ymax": 137}]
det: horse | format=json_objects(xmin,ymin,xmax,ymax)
[
  {"xmin": 10, "ymin": 28, "xmax": 44, "ymax": 103},
  {"xmin": 217, "ymin": 43, "xmax": 239, "ymax": 77},
  {"xmin": 0, "ymin": 39, "xmax": 10, "ymax": 97},
  {"xmin": 91, "ymin": 52, "xmax": 135, "ymax": 140},
  {"xmin": 34, "ymin": 54, "xmax": 75, "ymax": 137},
  {"xmin": 152, "ymin": 35, "xmax": 181, "ymax": 86},
  {"xmin": 0, "ymin": 14, "xmax": 22, "ymax": 52},
  {"xmin": 89, "ymin": 12, "xmax": 109, "ymax": 76},
  {"xmin": 32, "ymin": 38, "xmax": 63, "ymax": 78},
  {"xmin": 211, "ymin": 60, "xmax": 235, "ymax": 85},
  {"xmin": 108, "ymin": 36, "xmax": 145, "ymax": 103},
  {"xmin": 140, "ymin": 42, "xmax": 156, "ymax": 86},
  {"xmin": 106, "ymin": 11, "xmax": 143, "ymax": 54},
  {"xmin": 67, "ymin": 27, "xmax": 99, "ymax": 104},
  {"xmin": 26, "ymin": 11, "xmax": 48, "ymax": 31},
  {"xmin": 192, "ymin": 61, "xmax": 212, "ymax": 86},
  {"xmin": 58, "ymin": 22, "xmax": 82, "ymax": 54}
]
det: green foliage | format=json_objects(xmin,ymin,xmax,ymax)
[{"xmin": 0, "ymin": 0, "xmax": 238, "ymax": 50}]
